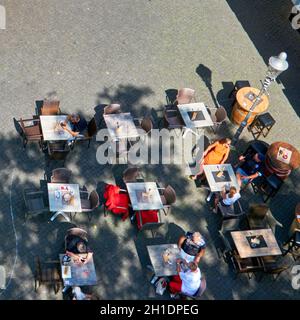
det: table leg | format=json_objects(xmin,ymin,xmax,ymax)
[{"xmin": 50, "ymin": 211, "xmax": 71, "ymax": 222}]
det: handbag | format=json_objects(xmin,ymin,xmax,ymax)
[{"xmin": 155, "ymin": 277, "xmax": 167, "ymax": 295}]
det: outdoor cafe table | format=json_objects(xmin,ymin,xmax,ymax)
[
  {"xmin": 230, "ymin": 229, "xmax": 282, "ymax": 259},
  {"xmin": 126, "ymin": 182, "xmax": 163, "ymax": 211},
  {"xmin": 147, "ymin": 244, "xmax": 181, "ymax": 277},
  {"xmin": 47, "ymin": 183, "xmax": 82, "ymax": 222},
  {"xmin": 40, "ymin": 115, "xmax": 73, "ymax": 141},
  {"xmin": 59, "ymin": 254, "xmax": 97, "ymax": 287},
  {"xmin": 177, "ymin": 102, "xmax": 213, "ymax": 137},
  {"xmin": 104, "ymin": 113, "xmax": 139, "ymax": 142},
  {"xmin": 203, "ymin": 164, "xmax": 240, "ymax": 201}
]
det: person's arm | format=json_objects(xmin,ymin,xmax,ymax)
[
  {"xmin": 63, "ymin": 126, "xmax": 79, "ymax": 137},
  {"xmin": 221, "ymin": 147, "xmax": 230, "ymax": 164},
  {"xmin": 194, "ymin": 248, "xmax": 206, "ymax": 265},
  {"xmin": 177, "ymin": 236, "xmax": 186, "ymax": 250},
  {"xmin": 66, "ymin": 250, "xmax": 81, "ymax": 263},
  {"xmin": 204, "ymin": 142, "xmax": 218, "ymax": 156},
  {"xmin": 83, "ymin": 252, "xmax": 93, "ymax": 264},
  {"xmin": 176, "ymin": 258, "xmax": 184, "ymax": 273}
]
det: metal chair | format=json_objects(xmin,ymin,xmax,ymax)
[
  {"xmin": 231, "ymin": 252, "xmax": 263, "ymax": 280},
  {"xmin": 122, "ymin": 166, "xmax": 144, "ymax": 183},
  {"xmin": 23, "ymin": 188, "xmax": 49, "ymax": 222},
  {"xmin": 65, "ymin": 227, "xmax": 88, "ymax": 247},
  {"xmin": 207, "ymin": 106, "xmax": 227, "ymax": 133},
  {"xmin": 247, "ymin": 203, "xmax": 283, "ymax": 233},
  {"xmin": 47, "ymin": 141, "xmax": 71, "ymax": 166},
  {"xmin": 40, "ymin": 100, "xmax": 60, "ymax": 115},
  {"xmin": 175, "ymin": 88, "xmax": 196, "ymax": 105},
  {"xmin": 74, "ymin": 190, "xmax": 100, "ymax": 221},
  {"xmin": 34, "ymin": 256, "xmax": 62, "ymax": 294},
  {"xmin": 74, "ymin": 117, "xmax": 98, "ymax": 148},
  {"xmin": 163, "ymin": 105, "xmax": 185, "ymax": 131},
  {"xmin": 217, "ymin": 200, "xmax": 245, "ymax": 220},
  {"xmin": 136, "ymin": 210, "xmax": 165, "ymax": 238},
  {"xmin": 158, "ymin": 184, "xmax": 176, "ymax": 215},
  {"xmin": 134, "ymin": 116, "xmax": 154, "ymax": 135},
  {"xmin": 258, "ymin": 256, "xmax": 288, "ymax": 281},
  {"xmin": 50, "ymin": 168, "xmax": 72, "ymax": 183},
  {"xmin": 13, "ymin": 117, "xmax": 43, "ymax": 149},
  {"xmin": 283, "ymin": 230, "xmax": 300, "ymax": 260},
  {"xmin": 251, "ymin": 174, "xmax": 284, "ymax": 203}
]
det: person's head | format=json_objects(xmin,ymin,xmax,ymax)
[
  {"xmin": 253, "ymin": 153, "xmax": 265, "ymax": 163},
  {"xmin": 228, "ymin": 186, "xmax": 237, "ymax": 198},
  {"xmin": 191, "ymin": 232, "xmax": 202, "ymax": 244},
  {"xmin": 219, "ymin": 138, "xmax": 231, "ymax": 148},
  {"xmin": 70, "ymin": 113, "xmax": 80, "ymax": 123},
  {"xmin": 76, "ymin": 241, "xmax": 87, "ymax": 253},
  {"xmin": 188, "ymin": 261, "xmax": 198, "ymax": 272}
]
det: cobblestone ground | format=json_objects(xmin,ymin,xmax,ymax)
[{"xmin": 0, "ymin": 0, "xmax": 299, "ymax": 299}]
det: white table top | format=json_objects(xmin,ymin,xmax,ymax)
[
  {"xmin": 231, "ymin": 229, "xmax": 282, "ymax": 258},
  {"xmin": 203, "ymin": 164, "xmax": 239, "ymax": 192},
  {"xmin": 147, "ymin": 244, "xmax": 181, "ymax": 277},
  {"xmin": 126, "ymin": 182, "xmax": 163, "ymax": 211},
  {"xmin": 47, "ymin": 183, "xmax": 82, "ymax": 212},
  {"xmin": 177, "ymin": 103, "xmax": 213, "ymax": 128},
  {"xmin": 40, "ymin": 115, "xmax": 73, "ymax": 141},
  {"xmin": 104, "ymin": 113, "xmax": 139, "ymax": 141}
]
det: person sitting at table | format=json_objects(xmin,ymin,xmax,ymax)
[
  {"xmin": 61, "ymin": 113, "xmax": 88, "ymax": 144},
  {"xmin": 191, "ymin": 138, "xmax": 231, "ymax": 180},
  {"xmin": 65, "ymin": 234, "xmax": 93, "ymax": 265},
  {"xmin": 235, "ymin": 152, "xmax": 265, "ymax": 187},
  {"xmin": 213, "ymin": 186, "xmax": 241, "ymax": 213},
  {"xmin": 177, "ymin": 231, "xmax": 206, "ymax": 264},
  {"xmin": 168, "ymin": 260, "xmax": 201, "ymax": 297}
]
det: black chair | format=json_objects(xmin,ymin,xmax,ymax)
[
  {"xmin": 50, "ymin": 168, "xmax": 72, "ymax": 183},
  {"xmin": 23, "ymin": 188, "xmax": 49, "ymax": 222},
  {"xmin": 242, "ymin": 140, "xmax": 269, "ymax": 159},
  {"xmin": 217, "ymin": 200, "xmax": 245, "ymax": 220},
  {"xmin": 74, "ymin": 117, "xmax": 98, "ymax": 148},
  {"xmin": 47, "ymin": 141, "xmax": 70, "ymax": 166},
  {"xmin": 258, "ymin": 256, "xmax": 289, "ymax": 281},
  {"xmin": 251, "ymin": 174, "xmax": 284, "ymax": 203},
  {"xmin": 248, "ymin": 112, "xmax": 276, "ymax": 140},
  {"xmin": 283, "ymin": 231, "xmax": 300, "ymax": 260},
  {"xmin": 163, "ymin": 105, "xmax": 184, "ymax": 131},
  {"xmin": 74, "ymin": 190, "xmax": 100, "ymax": 221},
  {"xmin": 229, "ymin": 80, "xmax": 251, "ymax": 99}
]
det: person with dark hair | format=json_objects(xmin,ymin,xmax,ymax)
[
  {"xmin": 177, "ymin": 232, "xmax": 206, "ymax": 264},
  {"xmin": 191, "ymin": 138, "xmax": 231, "ymax": 180},
  {"xmin": 168, "ymin": 260, "xmax": 201, "ymax": 297},
  {"xmin": 65, "ymin": 234, "xmax": 93, "ymax": 265},
  {"xmin": 62, "ymin": 113, "xmax": 88, "ymax": 137},
  {"xmin": 236, "ymin": 152, "xmax": 265, "ymax": 187}
]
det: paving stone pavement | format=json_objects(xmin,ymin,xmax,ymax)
[{"xmin": 0, "ymin": 0, "xmax": 299, "ymax": 299}]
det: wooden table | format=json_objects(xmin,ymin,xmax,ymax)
[
  {"xmin": 177, "ymin": 102, "xmax": 213, "ymax": 133},
  {"xmin": 126, "ymin": 182, "xmax": 163, "ymax": 211},
  {"xmin": 203, "ymin": 164, "xmax": 240, "ymax": 201},
  {"xmin": 40, "ymin": 115, "xmax": 73, "ymax": 141},
  {"xmin": 231, "ymin": 229, "xmax": 282, "ymax": 258},
  {"xmin": 47, "ymin": 183, "xmax": 81, "ymax": 221},
  {"xmin": 147, "ymin": 244, "xmax": 181, "ymax": 277},
  {"xmin": 104, "ymin": 113, "xmax": 139, "ymax": 141},
  {"xmin": 59, "ymin": 254, "xmax": 97, "ymax": 287},
  {"xmin": 231, "ymin": 87, "xmax": 269, "ymax": 126}
]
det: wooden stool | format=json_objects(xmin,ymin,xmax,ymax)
[{"xmin": 248, "ymin": 112, "xmax": 276, "ymax": 139}]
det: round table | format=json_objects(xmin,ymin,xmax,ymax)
[{"xmin": 231, "ymin": 87, "xmax": 269, "ymax": 126}]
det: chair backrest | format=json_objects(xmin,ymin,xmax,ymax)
[
  {"xmin": 51, "ymin": 168, "xmax": 72, "ymax": 183},
  {"xmin": 215, "ymin": 107, "xmax": 227, "ymax": 123},
  {"xmin": 19, "ymin": 118, "xmax": 42, "ymax": 137},
  {"xmin": 13, "ymin": 117, "xmax": 25, "ymax": 137},
  {"xmin": 23, "ymin": 189, "xmax": 46, "ymax": 212},
  {"xmin": 48, "ymin": 142, "xmax": 70, "ymax": 160},
  {"xmin": 41, "ymin": 100, "xmax": 60, "ymax": 115},
  {"xmin": 220, "ymin": 217, "xmax": 241, "ymax": 233},
  {"xmin": 248, "ymin": 203, "xmax": 269, "ymax": 219},
  {"xmin": 66, "ymin": 228, "xmax": 88, "ymax": 241},
  {"xmin": 163, "ymin": 185, "xmax": 176, "ymax": 205},
  {"xmin": 176, "ymin": 88, "xmax": 195, "ymax": 104},
  {"xmin": 141, "ymin": 117, "xmax": 153, "ymax": 133},
  {"xmin": 123, "ymin": 167, "xmax": 140, "ymax": 183},
  {"xmin": 87, "ymin": 117, "xmax": 97, "ymax": 137},
  {"xmin": 266, "ymin": 211, "xmax": 283, "ymax": 233},
  {"xmin": 89, "ymin": 190, "xmax": 100, "ymax": 209},
  {"xmin": 104, "ymin": 104, "xmax": 121, "ymax": 115}
]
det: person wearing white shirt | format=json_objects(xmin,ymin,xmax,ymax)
[
  {"xmin": 168, "ymin": 260, "xmax": 201, "ymax": 296},
  {"xmin": 213, "ymin": 186, "xmax": 241, "ymax": 213}
]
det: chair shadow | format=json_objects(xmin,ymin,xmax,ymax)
[{"xmin": 165, "ymin": 89, "xmax": 178, "ymax": 105}]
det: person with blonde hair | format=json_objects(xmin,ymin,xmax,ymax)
[
  {"xmin": 191, "ymin": 138, "xmax": 231, "ymax": 180},
  {"xmin": 213, "ymin": 185, "xmax": 241, "ymax": 213}
]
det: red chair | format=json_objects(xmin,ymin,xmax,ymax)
[
  {"xmin": 135, "ymin": 210, "xmax": 165, "ymax": 238},
  {"xmin": 103, "ymin": 184, "xmax": 129, "ymax": 220}
]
